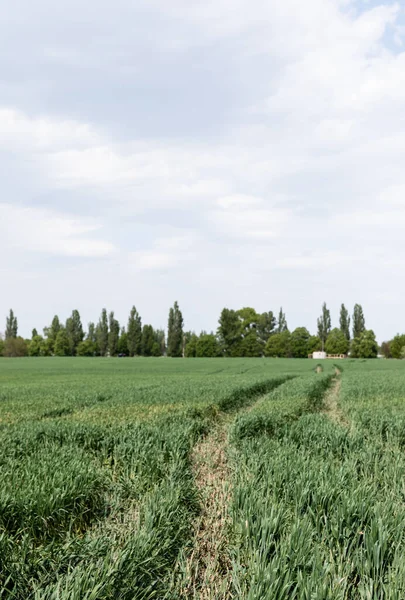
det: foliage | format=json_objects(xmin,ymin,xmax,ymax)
[
  {"xmin": 290, "ymin": 327, "xmax": 311, "ymax": 358},
  {"xmin": 265, "ymin": 330, "xmax": 291, "ymax": 357},
  {"xmin": 351, "ymin": 329, "xmax": 378, "ymax": 358},
  {"xmin": 339, "ymin": 303, "xmax": 351, "ymax": 341},
  {"xmin": 127, "ymin": 306, "xmax": 142, "ymax": 357},
  {"xmin": 390, "ymin": 334, "xmax": 405, "ymax": 359},
  {"xmin": 352, "ymin": 303, "xmax": 366, "ymax": 339},
  {"xmin": 167, "ymin": 301, "xmax": 184, "ymax": 358},
  {"xmin": 3, "ymin": 336, "xmax": 28, "ymax": 357},
  {"xmin": 54, "ymin": 329, "xmax": 70, "ymax": 357},
  {"xmin": 108, "ymin": 311, "xmax": 120, "ymax": 356},
  {"xmin": 5, "ymin": 309, "xmax": 18, "ymax": 339},
  {"xmin": 325, "ymin": 327, "xmax": 349, "ymax": 355},
  {"xmin": 96, "ymin": 309, "xmax": 109, "ymax": 357},
  {"xmin": 317, "ymin": 302, "xmax": 331, "ymax": 350},
  {"xmin": 195, "ymin": 334, "xmax": 220, "ymax": 357},
  {"xmin": 65, "ymin": 310, "xmax": 84, "ymax": 356},
  {"xmin": 276, "ymin": 307, "xmax": 288, "ymax": 333}
]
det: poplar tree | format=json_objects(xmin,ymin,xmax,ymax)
[
  {"xmin": 276, "ymin": 307, "xmax": 288, "ymax": 333},
  {"xmin": 5, "ymin": 309, "xmax": 18, "ymax": 339},
  {"xmin": 65, "ymin": 310, "xmax": 84, "ymax": 356},
  {"xmin": 317, "ymin": 302, "xmax": 331, "ymax": 351},
  {"xmin": 167, "ymin": 301, "xmax": 184, "ymax": 357},
  {"xmin": 108, "ymin": 311, "xmax": 120, "ymax": 356},
  {"xmin": 339, "ymin": 304, "xmax": 351, "ymax": 342},
  {"xmin": 352, "ymin": 304, "xmax": 366, "ymax": 339},
  {"xmin": 127, "ymin": 306, "xmax": 142, "ymax": 356},
  {"xmin": 96, "ymin": 308, "xmax": 109, "ymax": 357}
]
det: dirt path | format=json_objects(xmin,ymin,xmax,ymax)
[
  {"xmin": 321, "ymin": 369, "xmax": 349, "ymax": 426},
  {"xmin": 179, "ymin": 417, "xmax": 233, "ymax": 599}
]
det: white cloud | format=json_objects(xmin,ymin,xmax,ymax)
[{"xmin": 0, "ymin": 204, "xmax": 115, "ymax": 257}]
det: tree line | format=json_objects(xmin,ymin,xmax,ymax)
[
  {"xmin": 0, "ymin": 302, "xmax": 184, "ymax": 358},
  {"xmin": 0, "ymin": 302, "xmax": 386, "ymax": 359}
]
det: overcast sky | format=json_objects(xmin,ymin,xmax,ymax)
[{"xmin": 1, "ymin": 0, "xmax": 405, "ymax": 341}]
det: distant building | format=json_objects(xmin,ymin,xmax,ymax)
[{"xmin": 312, "ymin": 351, "xmax": 327, "ymax": 359}]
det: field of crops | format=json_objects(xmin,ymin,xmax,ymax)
[{"xmin": 1, "ymin": 357, "xmax": 405, "ymax": 598}]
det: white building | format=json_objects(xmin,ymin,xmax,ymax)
[{"xmin": 312, "ymin": 351, "xmax": 327, "ymax": 359}]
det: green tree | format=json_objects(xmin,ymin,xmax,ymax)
[
  {"xmin": 118, "ymin": 327, "xmax": 128, "ymax": 355},
  {"xmin": 257, "ymin": 311, "xmax": 276, "ymax": 344},
  {"xmin": 290, "ymin": 327, "xmax": 310, "ymax": 358},
  {"xmin": 185, "ymin": 333, "xmax": 198, "ymax": 357},
  {"xmin": 352, "ymin": 304, "xmax": 366, "ymax": 339},
  {"xmin": 127, "ymin": 306, "xmax": 142, "ymax": 357},
  {"xmin": 29, "ymin": 335, "xmax": 44, "ymax": 357},
  {"xmin": 5, "ymin": 309, "xmax": 18, "ymax": 339},
  {"xmin": 43, "ymin": 315, "xmax": 61, "ymax": 354},
  {"xmin": 154, "ymin": 329, "xmax": 166, "ymax": 356},
  {"xmin": 276, "ymin": 307, "xmax": 288, "ymax": 333},
  {"xmin": 108, "ymin": 311, "xmax": 120, "ymax": 356},
  {"xmin": 389, "ymin": 334, "xmax": 405, "ymax": 359},
  {"xmin": 308, "ymin": 335, "xmax": 322, "ymax": 353},
  {"xmin": 167, "ymin": 301, "xmax": 184, "ymax": 357},
  {"xmin": 325, "ymin": 328, "xmax": 349, "ymax": 355},
  {"xmin": 357, "ymin": 329, "xmax": 378, "ymax": 358},
  {"xmin": 239, "ymin": 332, "xmax": 263, "ymax": 357},
  {"xmin": 31, "ymin": 328, "xmax": 38, "ymax": 338},
  {"xmin": 54, "ymin": 329, "xmax": 70, "ymax": 357},
  {"xmin": 196, "ymin": 334, "xmax": 220, "ymax": 357},
  {"xmin": 65, "ymin": 310, "xmax": 84, "ymax": 356},
  {"xmin": 87, "ymin": 322, "xmax": 97, "ymax": 343},
  {"xmin": 76, "ymin": 339, "xmax": 97, "ymax": 356},
  {"xmin": 141, "ymin": 324, "xmax": 155, "ymax": 357},
  {"xmin": 339, "ymin": 304, "xmax": 350, "ymax": 342},
  {"xmin": 317, "ymin": 302, "xmax": 331, "ymax": 351},
  {"xmin": 217, "ymin": 308, "xmax": 241, "ymax": 356},
  {"xmin": 265, "ymin": 330, "xmax": 291, "ymax": 357},
  {"xmin": 96, "ymin": 309, "xmax": 109, "ymax": 357}
]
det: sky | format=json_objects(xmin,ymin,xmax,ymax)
[{"xmin": 1, "ymin": 0, "xmax": 405, "ymax": 342}]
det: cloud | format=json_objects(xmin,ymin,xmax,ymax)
[
  {"xmin": 0, "ymin": 204, "xmax": 115, "ymax": 257},
  {"xmin": 1, "ymin": 0, "xmax": 405, "ymax": 340}
]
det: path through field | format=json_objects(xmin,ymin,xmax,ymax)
[
  {"xmin": 180, "ymin": 416, "xmax": 233, "ymax": 599},
  {"xmin": 321, "ymin": 367, "xmax": 348, "ymax": 426}
]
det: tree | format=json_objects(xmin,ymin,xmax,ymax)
[
  {"xmin": 87, "ymin": 322, "xmax": 97, "ymax": 343},
  {"xmin": 265, "ymin": 330, "xmax": 291, "ymax": 357},
  {"xmin": 3, "ymin": 337, "xmax": 27, "ymax": 357},
  {"xmin": 276, "ymin": 308, "xmax": 288, "ymax": 333},
  {"xmin": 196, "ymin": 334, "xmax": 221, "ymax": 357},
  {"xmin": 43, "ymin": 315, "xmax": 61, "ymax": 354},
  {"xmin": 65, "ymin": 310, "xmax": 84, "ymax": 356},
  {"xmin": 257, "ymin": 312, "xmax": 276, "ymax": 344},
  {"xmin": 31, "ymin": 328, "xmax": 38, "ymax": 339},
  {"xmin": 54, "ymin": 329, "xmax": 70, "ymax": 356},
  {"xmin": 325, "ymin": 328, "xmax": 349, "ymax": 355},
  {"xmin": 108, "ymin": 311, "xmax": 120, "ymax": 356},
  {"xmin": 317, "ymin": 302, "xmax": 331, "ymax": 351},
  {"xmin": 118, "ymin": 327, "xmax": 128, "ymax": 355},
  {"xmin": 141, "ymin": 325, "xmax": 155, "ymax": 357},
  {"xmin": 127, "ymin": 306, "xmax": 142, "ymax": 357},
  {"xmin": 96, "ymin": 309, "xmax": 109, "ymax": 357},
  {"xmin": 380, "ymin": 341, "xmax": 391, "ymax": 359},
  {"xmin": 167, "ymin": 301, "xmax": 184, "ymax": 357},
  {"xmin": 308, "ymin": 335, "xmax": 322, "ymax": 353},
  {"xmin": 154, "ymin": 329, "xmax": 166, "ymax": 356},
  {"xmin": 339, "ymin": 304, "xmax": 350, "ymax": 342},
  {"xmin": 389, "ymin": 334, "xmax": 405, "ymax": 359},
  {"xmin": 5, "ymin": 309, "xmax": 18, "ymax": 339},
  {"xmin": 217, "ymin": 308, "xmax": 241, "ymax": 356},
  {"xmin": 290, "ymin": 327, "xmax": 310, "ymax": 358},
  {"xmin": 357, "ymin": 330, "xmax": 378, "ymax": 358},
  {"xmin": 76, "ymin": 339, "xmax": 97, "ymax": 356},
  {"xmin": 29, "ymin": 335, "xmax": 44, "ymax": 356},
  {"xmin": 185, "ymin": 333, "xmax": 198, "ymax": 357},
  {"xmin": 352, "ymin": 304, "xmax": 366, "ymax": 339},
  {"xmin": 239, "ymin": 332, "xmax": 263, "ymax": 357}
]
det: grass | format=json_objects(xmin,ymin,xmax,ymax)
[{"xmin": 1, "ymin": 357, "xmax": 405, "ymax": 598}]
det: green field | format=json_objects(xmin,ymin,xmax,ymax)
[{"xmin": 1, "ymin": 357, "xmax": 405, "ymax": 598}]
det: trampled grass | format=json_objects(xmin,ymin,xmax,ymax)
[{"xmin": 1, "ymin": 357, "xmax": 405, "ymax": 598}]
